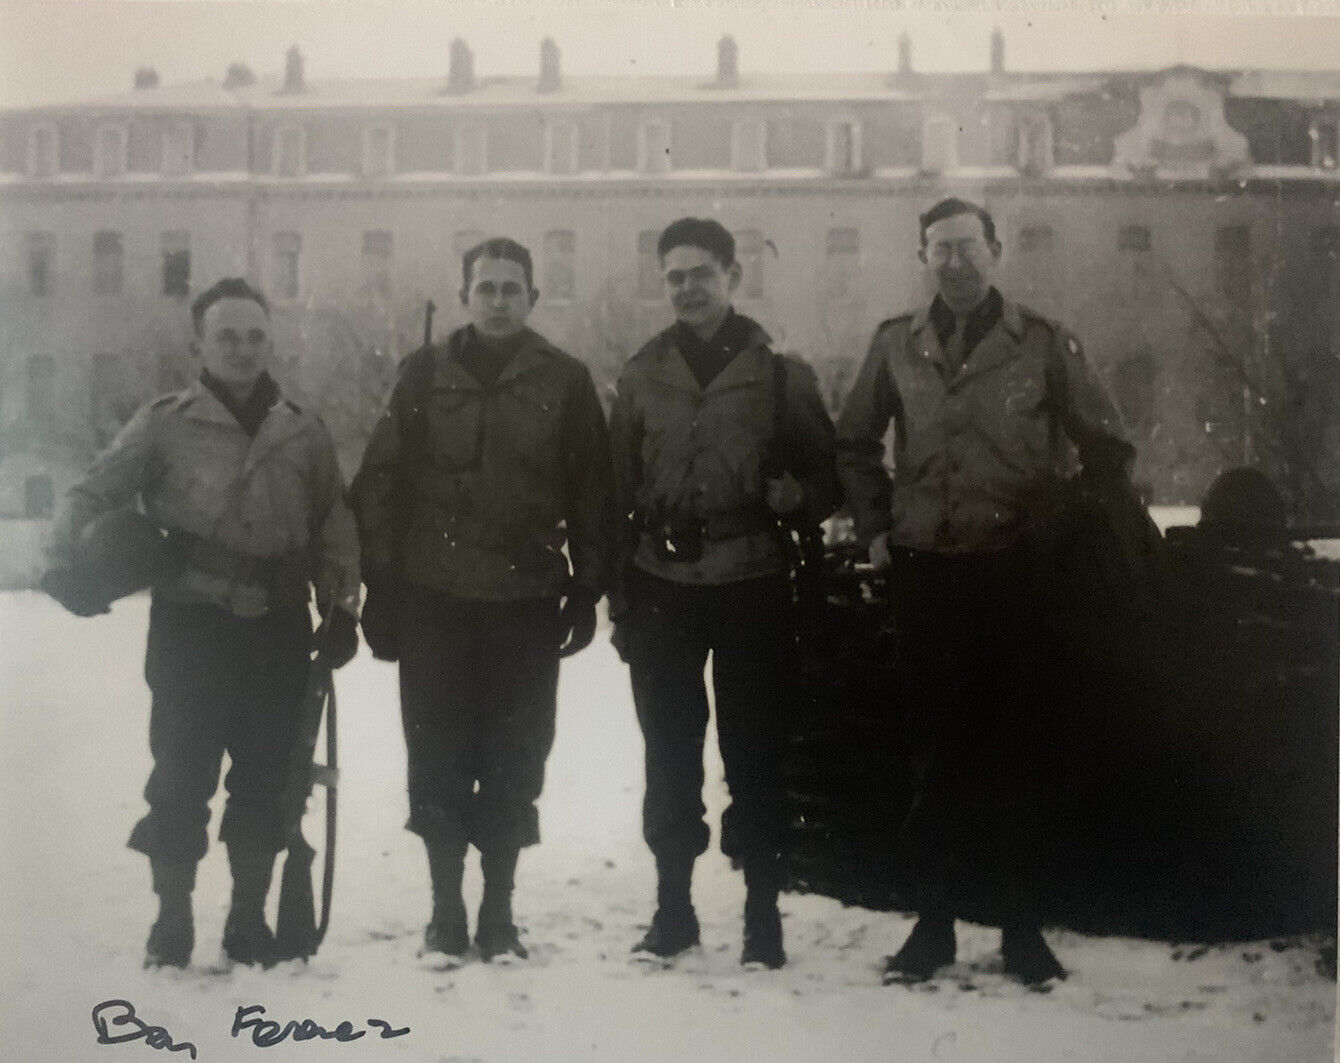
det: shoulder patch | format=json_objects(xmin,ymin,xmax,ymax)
[{"xmin": 877, "ymin": 313, "xmax": 914, "ymax": 332}]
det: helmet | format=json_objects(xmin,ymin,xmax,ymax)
[
  {"xmin": 1198, "ymin": 467, "xmax": 1288, "ymax": 545},
  {"xmin": 73, "ymin": 509, "xmax": 181, "ymax": 602}
]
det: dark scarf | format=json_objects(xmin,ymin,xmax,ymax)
[
  {"xmin": 674, "ymin": 309, "xmax": 755, "ymax": 389},
  {"xmin": 455, "ymin": 326, "xmax": 525, "ymax": 388},
  {"xmin": 928, "ymin": 287, "xmax": 1004, "ymax": 364},
  {"xmin": 200, "ymin": 370, "xmax": 280, "ymax": 437}
]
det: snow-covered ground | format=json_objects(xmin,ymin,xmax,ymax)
[{"xmin": 1, "ymin": 591, "xmax": 1334, "ymax": 1063}]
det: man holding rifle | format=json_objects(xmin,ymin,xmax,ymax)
[
  {"xmin": 44, "ymin": 277, "xmax": 361, "ymax": 970},
  {"xmin": 352, "ymin": 237, "xmax": 613, "ymax": 967}
]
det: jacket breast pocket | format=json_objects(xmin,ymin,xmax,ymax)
[
  {"xmin": 425, "ymin": 389, "xmax": 483, "ymax": 471},
  {"xmin": 498, "ymin": 382, "xmax": 562, "ymax": 471}
]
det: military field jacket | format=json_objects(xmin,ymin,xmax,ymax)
[
  {"xmin": 49, "ymin": 379, "xmax": 361, "ymax": 618},
  {"xmin": 609, "ymin": 316, "xmax": 839, "ymax": 591},
  {"xmin": 351, "ymin": 326, "xmax": 613, "ymax": 602},
  {"xmin": 837, "ymin": 297, "xmax": 1134, "ymax": 554}
]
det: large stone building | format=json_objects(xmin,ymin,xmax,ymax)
[{"xmin": 1, "ymin": 33, "xmax": 1337, "ymax": 580}]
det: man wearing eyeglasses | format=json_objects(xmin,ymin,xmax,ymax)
[{"xmin": 837, "ymin": 198, "xmax": 1135, "ymax": 986}]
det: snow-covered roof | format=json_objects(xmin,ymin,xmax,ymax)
[{"xmin": 11, "ymin": 66, "xmax": 1340, "ymax": 116}]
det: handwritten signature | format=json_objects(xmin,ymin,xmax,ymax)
[
  {"xmin": 92, "ymin": 1000, "xmax": 197, "ymax": 1060},
  {"xmin": 92, "ymin": 999, "xmax": 411, "ymax": 1057},
  {"xmin": 232, "ymin": 1005, "xmax": 410, "ymax": 1047}
]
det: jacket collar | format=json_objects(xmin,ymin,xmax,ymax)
[
  {"xmin": 177, "ymin": 379, "xmax": 307, "ymax": 471},
  {"xmin": 908, "ymin": 291, "xmax": 1026, "ymax": 384},
  {"xmin": 435, "ymin": 325, "xmax": 555, "ymax": 390},
  {"xmin": 645, "ymin": 314, "xmax": 774, "ymax": 393}
]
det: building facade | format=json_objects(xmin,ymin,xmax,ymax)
[{"xmin": 1, "ymin": 36, "xmax": 1337, "ymax": 580}]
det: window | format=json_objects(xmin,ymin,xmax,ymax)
[
  {"xmin": 825, "ymin": 227, "xmax": 860, "ymax": 300},
  {"xmin": 26, "ymin": 233, "xmax": 54, "ymax": 296},
  {"xmin": 637, "ymin": 230, "xmax": 661, "ymax": 301},
  {"xmin": 1312, "ymin": 118, "xmax": 1338, "ymax": 170},
  {"xmin": 1016, "ymin": 113, "xmax": 1053, "ymax": 174},
  {"xmin": 453, "ymin": 228, "xmax": 485, "ymax": 288},
  {"xmin": 161, "ymin": 231, "xmax": 190, "ymax": 298},
  {"xmin": 91, "ymin": 352, "xmax": 130, "ymax": 444},
  {"xmin": 1113, "ymin": 351, "xmax": 1159, "ymax": 431},
  {"xmin": 455, "ymin": 123, "xmax": 487, "ymax": 176},
  {"xmin": 638, "ymin": 120, "xmax": 672, "ymax": 174},
  {"xmin": 1214, "ymin": 225, "xmax": 1251, "ymax": 305},
  {"xmin": 274, "ymin": 125, "xmax": 305, "ymax": 177},
  {"xmin": 24, "ymin": 475, "xmax": 54, "ymax": 519},
  {"xmin": 272, "ymin": 232, "xmax": 302, "ymax": 301},
  {"xmin": 26, "ymin": 125, "xmax": 58, "ymax": 178},
  {"xmin": 363, "ymin": 126, "xmax": 394, "ymax": 178},
  {"xmin": 921, "ymin": 116, "xmax": 959, "ymax": 174},
  {"xmin": 162, "ymin": 120, "xmax": 195, "ymax": 177},
  {"xmin": 1118, "ymin": 225, "xmax": 1152, "ymax": 254},
  {"xmin": 1017, "ymin": 225, "xmax": 1055, "ymax": 254},
  {"xmin": 826, "ymin": 121, "xmax": 862, "ymax": 174},
  {"xmin": 93, "ymin": 124, "xmax": 127, "ymax": 178},
  {"xmin": 544, "ymin": 121, "xmax": 579, "ymax": 175},
  {"xmin": 736, "ymin": 229, "xmax": 766, "ymax": 300},
  {"xmin": 542, "ymin": 230, "xmax": 576, "ymax": 302},
  {"xmin": 362, "ymin": 230, "xmax": 393, "ymax": 301},
  {"xmin": 27, "ymin": 355, "xmax": 54, "ymax": 427},
  {"xmin": 731, "ymin": 119, "xmax": 767, "ymax": 172},
  {"xmin": 92, "ymin": 231, "xmax": 123, "ymax": 296}
]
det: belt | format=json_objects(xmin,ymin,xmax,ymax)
[
  {"xmin": 641, "ymin": 506, "xmax": 776, "ymax": 543},
  {"xmin": 172, "ymin": 533, "xmax": 308, "ymax": 594}
]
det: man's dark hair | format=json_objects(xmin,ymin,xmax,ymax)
[
  {"xmin": 918, "ymin": 197, "xmax": 997, "ymax": 247},
  {"xmin": 657, "ymin": 217, "xmax": 735, "ymax": 267},
  {"xmin": 462, "ymin": 236, "xmax": 534, "ymax": 292},
  {"xmin": 190, "ymin": 277, "xmax": 269, "ymax": 336}
]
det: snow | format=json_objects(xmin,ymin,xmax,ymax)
[{"xmin": 1, "ymin": 591, "xmax": 1334, "ymax": 1063}]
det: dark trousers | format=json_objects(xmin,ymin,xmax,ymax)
[
  {"xmin": 625, "ymin": 570, "xmax": 794, "ymax": 864},
  {"xmin": 890, "ymin": 547, "xmax": 1062, "ymax": 927},
  {"xmin": 128, "ymin": 598, "xmax": 312, "ymax": 863},
  {"xmin": 397, "ymin": 586, "xmax": 561, "ymax": 854}
]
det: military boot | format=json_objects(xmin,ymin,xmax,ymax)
[
  {"xmin": 144, "ymin": 860, "xmax": 196, "ymax": 969},
  {"xmin": 881, "ymin": 913, "xmax": 956, "ymax": 985},
  {"xmin": 222, "ymin": 846, "xmax": 278, "ymax": 967},
  {"xmin": 420, "ymin": 837, "xmax": 469, "ymax": 966},
  {"xmin": 632, "ymin": 854, "xmax": 700, "ymax": 960},
  {"xmin": 476, "ymin": 847, "xmax": 528, "ymax": 963},
  {"xmin": 740, "ymin": 855, "xmax": 786, "ymax": 970},
  {"xmin": 1001, "ymin": 925, "xmax": 1067, "ymax": 985}
]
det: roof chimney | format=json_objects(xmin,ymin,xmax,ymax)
[
  {"xmin": 282, "ymin": 45, "xmax": 305, "ymax": 93},
  {"xmin": 538, "ymin": 37, "xmax": 561, "ymax": 93},
  {"xmin": 716, "ymin": 35, "xmax": 739, "ymax": 88},
  {"xmin": 134, "ymin": 66, "xmax": 159, "ymax": 90},
  {"xmin": 447, "ymin": 38, "xmax": 475, "ymax": 94},
  {"xmin": 897, "ymin": 33, "xmax": 912, "ymax": 76},
  {"xmin": 990, "ymin": 27, "xmax": 1005, "ymax": 75},
  {"xmin": 223, "ymin": 62, "xmax": 257, "ymax": 89}
]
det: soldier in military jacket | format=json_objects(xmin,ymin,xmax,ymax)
[
  {"xmin": 44, "ymin": 278, "xmax": 361, "ymax": 970},
  {"xmin": 609, "ymin": 218, "xmax": 840, "ymax": 970},
  {"xmin": 351, "ymin": 237, "xmax": 613, "ymax": 967},
  {"xmin": 837, "ymin": 198, "xmax": 1135, "ymax": 986}
]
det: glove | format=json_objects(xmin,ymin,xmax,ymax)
[
  {"xmin": 765, "ymin": 472, "xmax": 805, "ymax": 516},
  {"xmin": 359, "ymin": 575, "xmax": 400, "ymax": 662},
  {"xmin": 558, "ymin": 587, "xmax": 598, "ymax": 659},
  {"xmin": 40, "ymin": 567, "xmax": 110, "ymax": 618},
  {"xmin": 314, "ymin": 607, "xmax": 359, "ymax": 670}
]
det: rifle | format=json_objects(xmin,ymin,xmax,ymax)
[
  {"xmin": 423, "ymin": 299, "xmax": 436, "ymax": 348},
  {"xmin": 273, "ymin": 641, "xmax": 339, "ymax": 962}
]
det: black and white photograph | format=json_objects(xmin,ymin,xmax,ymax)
[{"xmin": 1, "ymin": 1, "xmax": 1337, "ymax": 1059}]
